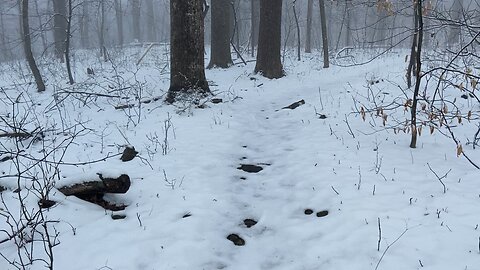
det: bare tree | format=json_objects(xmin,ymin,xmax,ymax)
[
  {"xmin": 53, "ymin": 0, "xmax": 67, "ymax": 61},
  {"xmin": 166, "ymin": 0, "xmax": 210, "ymax": 103},
  {"xmin": 255, "ymin": 0, "xmax": 284, "ymax": 79},
  {"xmin": 114, "ymin": 0, "xmax": 124, "ymax": 46},
  {"xmin": 409, "ymin": 0, "xmax": 424, "ymax": 148},
  {"xmin": 131, "ymin": 0, "xmax": 142, "ymax": 42},
  {"xmin": 146, "ymin": 0, "xmax": 157, "ymax": 42},
  {"xmin": 250, "ymin": 0, "xmax": 260, "ymax": 57},
  {"xmin": 305, "ymin": 0, "xmax": 313, "ymax": 53},
  {"xmin": 79, "ymin": 0, "xmax": 90, "ymax": 48},
  {"xmin": 22, "ymin": 0, "xmax": 46, "ymax": 92},
  {"xmin": 208, "ymin": 0, "xmax": 233, "ymax": 68},
  {"xmin": 318, "ymin": 0, "xmax": 329, "ymax": 68}
]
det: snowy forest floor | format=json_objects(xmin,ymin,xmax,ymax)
[{"xmin": 0, "ymin": 47, "xmax": 479, "ymax": 270}]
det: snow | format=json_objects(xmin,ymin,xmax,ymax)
[{"xmin": 1, "ymin": 48, "xmax": 479, "ymax": 270}]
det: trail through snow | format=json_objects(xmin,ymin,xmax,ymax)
[{"xmin": 1, "ymin": 53, "xmax": 479, "ymax": 270}]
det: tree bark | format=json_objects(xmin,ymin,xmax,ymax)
[
  {"xmin": 255, "ymin": 0, "xmax": 283, "ymax": 79},
  {"xmin": 208, "ymin": 0, "xmax": 233, "ymax": 68},
  {"xmin": 53, "ymin": 0, "xmax": 67, "ymax": 61},
  {"xmin": 305, "ymin": 0, "xmax": 313, "ymax": 53},
  {"xmin": 166, "ymin": 0, "xmax": 210, "ymax": 103},
  {"xmin": 318, "ymin": 0, "xmax": 329, "ymax": 68},
  {"xmin": 22, "ymin": 0, "xmax": 46, "ymax": 92}
]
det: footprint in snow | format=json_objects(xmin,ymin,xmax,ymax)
[
  {"xmin": 243, "ymin": 218, "xmax": 258, "ymax": 228},
  {"xmin": 304, "ymin": 208, "xmax": 329, "ymax": 217},
  {"xmin": 227, "ymin": 234, "xmax": 245, "ymax": 246},
  {"xmin": 237, "ymin": 164, "xmax": 263, "ymax": 173}
]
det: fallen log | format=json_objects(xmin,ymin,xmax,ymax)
[
  {"xmin": 58, "ymin": 174, "xmax": 130, "ymax": 196},
  {"xmin": 282, "ymin": 99, "xmax": 305, "ymax": 110}
]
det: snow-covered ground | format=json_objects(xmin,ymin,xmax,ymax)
[{"xmin": 1, "ymin": 47, "xmax": 479, "ymax": 270}]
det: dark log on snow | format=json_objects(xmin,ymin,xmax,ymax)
[
  {"xmin": 58, "ymin": 174, "xmax": 130, "ymax": 196},
  {"xmin": 282, "ymin": 99, "xmax": 305, "ymax": 110}
]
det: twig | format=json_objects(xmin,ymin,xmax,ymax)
[
  {"xmin": 426, "ymin": 163, "xmax": 450, "ymax": 194},
  {"xmin": 375, "ymin": 227, "xmax": 409, "ymax": 270},
  {"xmin": 377, "ymin": 217, "xmax": 381, "ymax": 251},
  {"xmin": 331, "ymin": 185, "xmax": 340, "ymax": 195}
]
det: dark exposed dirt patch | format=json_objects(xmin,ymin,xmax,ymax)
[{"xmin": 38, "ymin": 199, "xmax": 56, "ymax": 209}]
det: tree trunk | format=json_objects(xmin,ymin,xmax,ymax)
[
  {"xmin": 65, "ymin": 0, "xmax": 74, "ymax": 84},
  {"xmin": 255, "ymin": 0, "xmax": 283, "ymax": 79},
  {"xmin": 132, "ymin": 0, "xmax": 141, "ymax": 42},
  {"xmin": 114, "ymin": 0, "xmax": 124, "ymax": 46},
  {"xmin": 406, "ymin": 10, "xmax": 419, "ymax": 88},
  {"xmin": 53, "ymin": 0, "xmax": 67, "ymax": 61},
  {"xmin": 146, "ymin": 0, "xmax": 157, "ymax": 42},
  {"xmin": 250, "ymin": 0, "xmax": 259, "ymax": 57},
  {"xmin": 305, "ymin": 0, "xmax": 313, "ymax": 53},
  {"xmin": 410, "ymin": 0, "xmax": 424, "ymax": 149},
  {"xmin": 22, "ymin": 0, "xmax": 46, "ymax": 92},
  {"xmin": 318, "ymin": 0, "xmax": 329, "ymax": 68},
  {"xmin": 448, "ymin": 0, "xmax": 463, "ymax": 47},
  {"xmin": 79, "ymin": 0, "xmax": 89, "ymax": 48},
  {"xmin": 208, "ymin": 0, "xmax": 233, "ymax": 68},
  {"xmin": 345, "ymin": 0, "xmax": 351, "ymax": 47},
  {"xmin": 166, "ymin": 0, "xmax": 210, "ymax": 103},
  {"xmin": 293, "ymin": 0, "xmax": 301, "ymax": 61},
  {"xmin": 98, "ymin": 0, "xmax": 107, "ymax": 61},
  {"xmin": 33, "ymin": 0, "xmax": 47, "ymax": 53}
]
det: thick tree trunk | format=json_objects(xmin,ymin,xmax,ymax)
[
  {"xmin": 250, "ymin": 0, "xmax": 259, "ymax": 57},
  {"xmin": 319, "ymin": 0, "xmax": 329, "ymax": 68},
  {"xmin": 166, "ymin": 0, "xmax": 210, "ymax": 103},
  {"xmin": 255, "ymin": 0, "xmax": 283, "ymax": 79},
  {"xmin": 114, "ymin": 0, "xmax": 124, "ymax": 46},
  {"xmin": 22, "ymin": 0, "xmax": 46, "ymax": 92},
  {"xmin": 208, "ymin": 0, "xmax": 233, "ymax": 68},
  {"xmin": 305, "ymin": 0, "xmax": 313, "ymax": 53},
  {"xmin": 132, "ymin": 0, "xmax": 141, "ymax": 42},
  {"xmin": 53, "ymin": 0, "xmax": 67, "ymax": 61}
]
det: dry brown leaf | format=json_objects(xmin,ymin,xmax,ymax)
[{"xmin": 456, "ymin": 144, "xmax": 463, "ymax": 157}]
